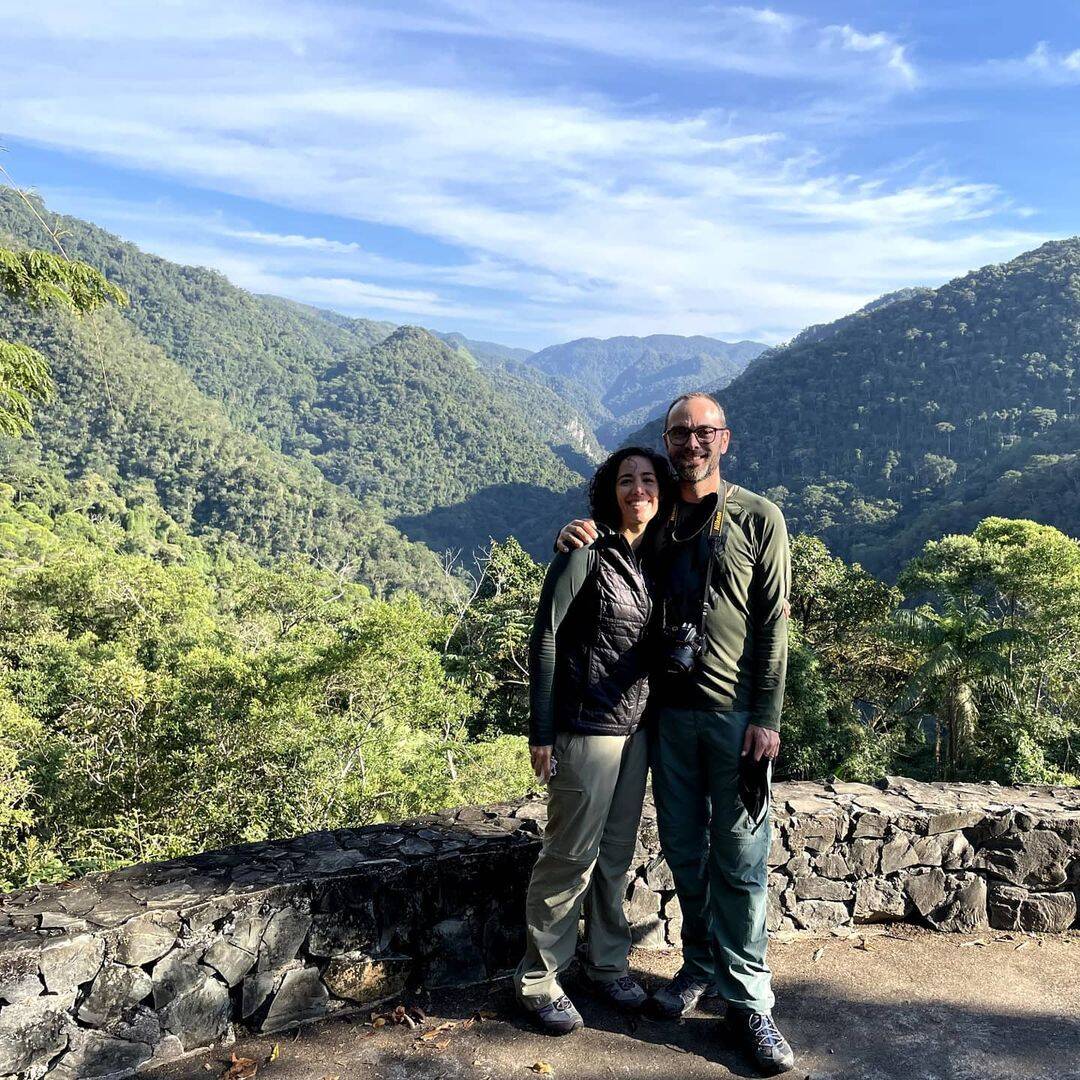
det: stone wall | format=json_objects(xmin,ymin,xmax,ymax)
[{"xmin": 1, "ymin": 778, "xmax": 1077, "ymax": 1079}]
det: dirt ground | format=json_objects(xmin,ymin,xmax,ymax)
[{"xmin": 152, "ymin": 926, "xmax": 1080, "ymax": 1080}]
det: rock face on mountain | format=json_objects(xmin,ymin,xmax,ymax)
[
  {"xmin": 629, "ymin": 240, "xmax": 1080, "ymax": 577},
  {"xmin": 1, "ymin": 778, "xmax": 1076, "ymax": 1080}
]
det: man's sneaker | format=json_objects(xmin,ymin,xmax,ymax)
[
  {"xmin": 724, "ymin": 1007, "xmax": 795, "ymax": 1074},
  {"xmin": 583, "ymin": 974, "xmax": 647, "ymax": 1011},
  {"xmin": 530, "ymin": 995, "xmax": 584, "ymax": 1035},
  {"xmin": 650, "ymin": 970, "xmax": 710, "ymax": 1018}
]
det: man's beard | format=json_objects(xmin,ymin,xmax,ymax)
[{"xmin": 673, "ymin": 453, "xmax": 719, "ymax": 483}]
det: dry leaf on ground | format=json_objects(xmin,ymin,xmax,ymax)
[
  {"xmin": 221, "ymin": 1054, "xmax": 258, "ymax": 1080},
  {"xmin": 267, "ymin": 1044, "xmax": 280, "ymax": 1064},
  {"xmin": 812, "ymin": 946, "xmax": 826, "ymax": 962},
  {"xmin": 530, "ymin": 1062, "xmax": 554, "ymax": 1075}
]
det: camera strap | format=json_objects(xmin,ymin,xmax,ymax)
[{"xmin": 697, "ymin": 482, "xmax": 730, "ymax": 638}]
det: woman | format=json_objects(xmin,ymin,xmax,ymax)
[{"xmin": 514, "ymin": 446, "xmax": 675, "ymax": 1034}]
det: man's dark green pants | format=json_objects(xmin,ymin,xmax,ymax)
[{"xmin": 650, "ymin": 704, "xmax": 774, "ymax": 1012}]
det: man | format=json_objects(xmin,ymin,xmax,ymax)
[{"xmin": 557, "ymin": 392, "xmax": 794, "ymax": 1075}]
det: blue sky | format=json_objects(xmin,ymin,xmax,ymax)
[{"xmin": 2, "ymin": 1, "xmax": 1079, "ymax": 348}]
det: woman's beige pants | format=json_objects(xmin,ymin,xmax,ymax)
[{"xmin": 514, "ymin": 728, "xmax": 649, "ymax": 1008}]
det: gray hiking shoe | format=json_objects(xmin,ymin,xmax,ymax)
[
  {"xmin": 650, "ymin": 969, "xmax": 710, "ymax": 1018},
  {"xmin": 584, "ymin": 974, "xmax": 647, "ymax": 1011},
  {"xmin": 530, "ymin": 994, "xmax": 584, "ymax": 1035},
  {"xmin": 724, "ymin": 1007, "xmax": 795, "ymax": 1074}
]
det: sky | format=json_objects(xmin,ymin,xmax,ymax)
[{"xmin": 2, "ymin": 1, "xmax": 1079, "ymax": 349}]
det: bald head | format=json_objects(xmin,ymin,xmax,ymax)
[{"xmin": 665, "ymin": 392, "xmax": 727, "ymax": 430}]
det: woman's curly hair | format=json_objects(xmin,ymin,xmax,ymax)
[{"xmin": 588, "ymin": 445, "xmax": 676, "ymax": 532}]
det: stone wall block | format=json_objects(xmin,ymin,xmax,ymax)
[
  {"xmin": 792, "ymin": 899, "xmax": 850, "ymax": 932},
  {"xmin": 481, "ymin": 907, "xmax": 525, "ymax": 973},
  {"xmin": 39, "ymin": 934, "xmax": 105, "ymax": 994},
  {"xmin": 55, "ymin": 1029, "xmax": 153, "ymax": 1079},
  {"xmin": 111, "ymin": 912, "xmax": 180, "ymax": 967},
  {"xmin": 158, "ymin": 973, "xmax": 230, "ymax": 1049},
  {"xmin": 940, "ymin": 832, "xmax": 975, "ymax": 871},
  {"xmin": 626, "ymin": 877, "xmax": 664, "ymax": 947},
  {"xmin": 767, "ymin": 830, "xmax": 787, "ymax": 867},
  {"xmin": 663, "ymin": 893, "xmax": 683, "ymax": 947},
  {"xmin": 880, "ymin": 836, "xmax": 920, "ymax": 875},
  {"xmin": 0, "ymin": 943, "xmax": 44, "ymax": 1003},
  {"xmin": 925, "ymin": 809, "xmax": 986, "ymax": 835},
  {"xmin": 202, "ymin": 937, "xmax": 258, "ymax": 987},
  {"xmin": 261, "ymin": 966, "xmax": 329, "ymax": 1032},
  {"xmin": 78, "ymin": 963, "xmax": 152, "ymax": 1027},
  {"xmin": 241, "ymin": 963, "xmax": 294, "ymax": 1020},
  {"xmin": 926, "ymin": 873, "xmax": 988, "ymax": 933},
  {"xmin": 854, "ymin": 878, "xmax": 908, "ymax": 922},
  {"xmin": 645, "ymin": 855, "xmax": 675, "ymax": 892},
  {"xmin": 151, "ymin": 947, "xmax": 206, "ymax": 1011},
  {"xmin": 257, "ymin": 903, "xmax": 313, "ymax": 972},
  {"xmin": 307, "ymin": 904, "xmax": 378, "ymax": 957},
  {"xmin": 322, "ymin": 953, "xmax": 411, "ymax": 1005},
  {"xmin": 793, "ymin": 877, "xmax": 854, "ymax": 902},
  {"xmin": 427, "ymin": 916, "xmax": 486, "ymax": 987},
  {"xmin": 904, "ymin": 869, "xmax": 948, "ymax": 918},
  {"xmin": 980, "ymin": 830, "xmax": 1070, "ymax": 889},
  {"xmin": 849, "ymin": 839, "xmax": 882, "ymax": 878},
  {"xmin": 0, "ymin": 991, "xmax": 74, "ymax": 1075},
  {"xmin": 911, "ymin": 835, "xmax": 945, "ymax": 866},
  {"xmin": 851, "ymin": 813, "xmax": 889, "ymax": 839},
  {"xmin": 988, "ymin": 884, "xmax": 1077, "ymax": 933},
  {"xmin": 814, "ymin": 853, "xmax": 851, "ymax": 879}
]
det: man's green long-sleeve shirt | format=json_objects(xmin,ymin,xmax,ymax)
[{"xmin": 655, "ymin": 485, "xmax": 790, "ymax": 731}]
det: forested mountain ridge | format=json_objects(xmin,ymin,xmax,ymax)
[
  {"xmin": 630, "ymin": 239, "xmax": 1080, "ymax": 575},
  {"xmin": 0, "ymin": 298, "xmax": 456, "ymax": 597},
  {"xmin": 0, "ymin": 190, "xmax": 587, "ymax": 562},
  {"xmin": 526, "ymin": 333, "xmax": 766, "ymax": 447}
]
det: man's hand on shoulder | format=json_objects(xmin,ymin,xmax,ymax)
[
  {"xmin": 556, "ymin": 518, "xmax": 598, "ymax": 553},
  {"xmin": 742, "ymin": 724, "xmax": 780, "ymax": 762}
]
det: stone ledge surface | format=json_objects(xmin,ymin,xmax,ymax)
[{"xmin": 0, "ymin": 778, "xmax": 1077, "ymax": 1079}]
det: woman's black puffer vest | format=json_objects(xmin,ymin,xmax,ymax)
[{"xmin": 554, "ymin": 528, "xmax": 654, "ymax": 736}]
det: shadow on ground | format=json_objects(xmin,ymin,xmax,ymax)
[{"xmin": 154, "ymin": 928, "xmax": 1080, "ymax": 1080}]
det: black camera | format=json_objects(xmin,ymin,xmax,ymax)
[{"xmin": 663, "ymin": 622, "xmax": 703, "ymax": 676}]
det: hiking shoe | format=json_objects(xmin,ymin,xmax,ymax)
[
  {"xmin": 724, "ymin": 1007, "xmax": 795, "ymax": 1074},
  {"xmin": 530, "ymin": 994, "xmax": 584, "ymax": 1035},
  {"xmin": 650, "ymin": 970, "xmax": 710, "ymax": 1018},
  {"xmin": 583, "ymin": 974, "xmax": 647, "ymax": 1011}
]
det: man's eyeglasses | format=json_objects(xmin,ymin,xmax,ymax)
[{"xmin": 663, "ymin": 425, "xmax": 727, "ymax": 446}]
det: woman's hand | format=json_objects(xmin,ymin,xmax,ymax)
[{"xmin": 530, "ymin": 744, "xmax": 555, "ymax": 783}]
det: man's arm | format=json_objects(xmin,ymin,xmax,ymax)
[
  {"xmin": 556, "ymin": 518, "xmax": 599, "ymax": 553},
  {"xmin": 749, "ymin": 501, "xmax": 791, "ymax": 734}
]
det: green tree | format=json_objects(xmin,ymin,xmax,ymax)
[
  {"xmin": 0, "ymin": 244, "xmax": 126, "ymax": 433},
  {"xmin": 886, "ymin": 600, "xmax": 1026, "ymax": 778}
]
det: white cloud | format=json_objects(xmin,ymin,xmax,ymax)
[{"xmin": 0, "ymin": 2, "xmax": 1049, "ymax": 346}]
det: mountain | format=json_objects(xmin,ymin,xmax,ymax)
[
  {"xmin": 629, "ymin": 241, "xmax": 1080, "ymax": 576},
  {"xmin": 524, "ymin": 334, "xmax": 766, "ymax": 447},
  {"xmin": 0, "ymin": 189, "xmax": 587, "ymax": 565},
  {"xmin": 0, "ymin": 297, "xmax": 455, "ymax": 598},
  {"xmin": 435, "ymin": 331, "xmax": 533, "ymax": 368}
]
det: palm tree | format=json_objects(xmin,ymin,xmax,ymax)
[{"xmin": 885, "ymin": 601, "xmax": 1026, "ymax": 778}]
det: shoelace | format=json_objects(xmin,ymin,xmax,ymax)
[{"xmin": 747, "ymin": 1012, "xmax": 786, "ymax": 1050}]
